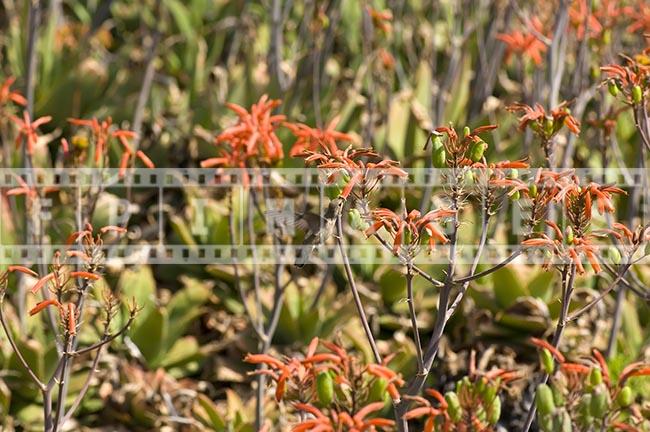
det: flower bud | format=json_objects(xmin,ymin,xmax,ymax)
[
  {"xmin": 510, "ymin": 168, "xmax": 519, "ymax": 179},
  {"xmin": 468, "ymin": 140, "xmax": 487, "ymax": 162},
  {"xmin": 608, "ymin": 246, "xmax": 622, "ymax": 265},
  {"xmin": 544, "ymin": 117, "xmax": 554, "ymax": 136},
  {"xmin": 348, "ymin": 209, "xmax": 369, "ymax": 231},
  {"xmin": 368, "ymin": 377, "xmax": 388, "ymax": 402},
  {"xmin": 608, "ymin": 80, "xmax": 620, "ymax": 97},
  {"xmin": 552, "ymin": 385, "xmax": 565, "ymax": 407},
  {"xmin": 536, "ymin": 384, "xmax": 555, "ymax": 416},
  {"xmin": 316, "ymin": 372, "xmax": 334, "ymax": 406},
  {"xmin": 632, "ymin": 85, "xmax": 643, "ymax": 104},
  {"xmin": 529, "ymin": 183, "xmax": 538, "ymax": 198},
  {"xmin": 540, "ymin": 348, "xmax": 555, "ymax": 375},
  {"xmin": 463, "ymin": 126, "xmax": 471, "ymax": 137},
  {"xmin": 486, "ymin": 395, "xmax": 501, "ymax": 425},
  {"xmin": 445, "ymin": 391, "xmax": 463, "ymax": 422},
  {"xmin": 589, "ymin": 368, "xmax": 603, "ymax": 387},
  {"xmin": 431, "ymin": 145, "xmax": 447, "ymax": 168},
  {"xmin": 510, "ymin": 189, "xmax": 521, "ymax": 201},
  {"xmin": 538, "ymin": 414, "xmax": 554, "ymax": 432},
  {"xmin": 589, "ymin": 386, "xmax": 609, "ymax": 418},
  {"xmin": 565, "ymin": 226, "xmax": 574, "ymax": 244},
  {"xmin": 616, "ymin": 386, "xmax": 633, "ymax": 408}
]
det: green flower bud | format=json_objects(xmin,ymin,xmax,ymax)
[
  {"xmin": 544, "ymin": 117, "xmax": 555, "ymax": 136},
  {"xmin": 316, "ymin": 372, "xmax": 334, "ymax": 406},
  {"xmin": 536, "ymin": 384, "xmax": 556, "ymax": 416},
  {"xmin": 589, "ymin": 387, "xmax": 609, "ymax": 418},
  {"xmin": 468, "ymin": 140, "xmax": 487, "ymax": 162},
  {"xmin": 617, "ymin": 386, "xmax": 633, "ymax": 408},
  {"xmin": 463, "ymin": 126, "xmax": 471, "ymax": 137},
  {"xmin": 348, "ymin": 209, "xmax": 369, "ymax": 231},
  {"xmin": 589, "ymin": 368, "xmax": 603, "ymax": 387},
  {"xmin": 464, "ymin": 170, "xmax": 475, "ymax": 185},
  {"xmin": 602, "ymin": 29, "xmax": 611, "ymax": 45},
  {"xmin": 510, "ymin": 189, "xmax": 521, "ymax": 201},
  {"xmin": 368, "ymin": 377, "xmax": 388, "ymax": 402},
  {"xmin": 565, "ymin": 226, "xmax": 574, "ymax": 244},
  {"xmin": 540, "ymin": 348, "xmax": 555, "ymax": 375},
  {"xmin": 578, "ymin": 393, "xmax": 592, "ymax": 418},
  {"xmin": 538, "ymin": 414, "xmax": 554, "ymax": 432},
  {"xmin": 483, "ymin": 383, "xmax": 498, "ymax": 403},
  {"xmin": 608, "ymin": 246, "xmax": 622, "ymax": 265},
  {"xmin": 432, "ymin": 146, "xmax": 447, "ymax": 168},
  {"xmin": 608, "ymin": 80, "xmax": 620, "ymax": 97},
  {"xmin": 529, "ymin": 183, "xmax": 538, "ymax": 198},
  {"xmin": 632, "ymin": 85, "xmax": 643, "ymax": 104},
  {"xmin": 487, "ymin": 395, "xmax": 501, "ymax": 425},
  {"xmin": 552, "ymin": 385, "xmax": 565, "ymax": 407},
  {"xmin": 556, "ymin": 410, "xmax": 573, "ymax": 432},
  {"xmin": 445, "ymin": 391, "xmax": 463, "ymax": 422},
  {"xmin": 510, "ymin": 168, "xmax": 519, "ymax": 179}
]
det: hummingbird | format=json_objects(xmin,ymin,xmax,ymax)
[{"xmin": 291, "ymin": 197, "xmax": 345, "ymax": 267}]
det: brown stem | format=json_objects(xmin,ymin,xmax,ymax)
[
  {"xmin": 522, "ymin": 265, "xmax": 576, "ymax": 432},
  {"xmin": 0, "ymin": 293, "xmax": 46, "ymax": 391},
  {"xmin": 405, "ymin": 263, "xmax": 423, "ymax": 373},
  {"xmin": 335, "ymin": 213, "xmax": 381, "ymax": 364}
]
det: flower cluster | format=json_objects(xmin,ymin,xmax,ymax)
[
  {"xmin": 0, "ymin": 77, "xmax": 27, "ymax": 108},
  {"xmin": 519, "ymin": 174, "xmax": 627, "ymax": 274},
  {"xmin": 428, "ymin": 124, "xmax": 498, "ymax": 168},
  {"xmin": 531, "ymin": 338, "xmax": 650, "ymax": 432},
  {"xmin": 202, "ymin": 95, "xmax": 285, "ymax": 174},
  {"xmin": 602, "ymin": 51, "xmax": 650, "ymax": 107},
  {"xmin": 507, "ymin": 102, "xmax": 580, "ymax": 140},
  {"xmin": 65, "ymin": 117, "xmax": 154, "ymax": 175},
  {"xmin": 286, "ymin": 116, "xmax": 356, "ymax": 157},
  {"xmin": 364, "ymin": 207, "xmax": 455, "ymax": 257},
  {"xmin": 244, "ymin": 338, "xmax": 399, "ymax": 431},
  {"xmin": 11, "ymin": 112, "xmax": 52, "ymax": 156},
  {"xmin": 404, "ymin": 360, "xmax": 517, "ymax": 431},
  {"xmin": 302, "ymin": 145, "xmax": 407, "ymax": 199},
  {"xmin": 496, "ymin": 17, "xmax": 547, "ymax": 66}
]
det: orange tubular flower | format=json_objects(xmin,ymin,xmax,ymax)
[
  {"xmin": 11, "ymin": 111, "xmax": 52, "ymax": 155},
  {"xmin": 569, "ymin": 0, "xmax": 604, "ymax": 40},
  {"xmin": 303, "ymin": 145, "xmax": 407, "ymax": 199},
  {"xmin": 496, "ymin": 17, "xmax": 548, "ymax": 66},
  {"xmin": 215, "ymin": 95, "xmax": 285, "ymax": 162},
  {"xmin": 29, "ymin": 299, "xmax": 62, "ymax": 316},
  {"xmin": 530, "ymin": 337, "xmax": 566, "ymax": 363},
  {"xmin": 286, "ymin": 116, "xmax": 356, "ymax": 157},
  {"xmin": 365, "ymin": 207, "xmax": 454, "ymax": 254},
  {"xmin": 507, "ymin": 101, "xmax": 580, "ymax": 137},
  {"xmin": 8, "ymin": 265, "xmax": 38, "ymax": 278},
  {"xmin": 0, "ymin": 77, "xmax": 27, "ymax": 107}
]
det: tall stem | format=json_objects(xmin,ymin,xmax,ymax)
[
  {"xmin": 405, "ymin": 262, "xmax": 423, "ymax": 373},
  {"xmin": 522, "ymin": 265, "xmax": 576, "ymax": 432},
  {"xmin": 335, "ymin": 213, "xmax": 381, "ymax": 364}
]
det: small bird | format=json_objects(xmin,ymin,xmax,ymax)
[{"xmin": 292, "ymin": 197, "xmax": 345, "ymax": 267}]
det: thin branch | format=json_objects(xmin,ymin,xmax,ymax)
[
  {"xmin": 61, "ymin": 344, "xmax": 104, "ymax": 425},
  {"xmin": 335, "ymin": 213, "xmax": 382, "ymax": 364},
  {"xmin": 453, "ymin": 249, "xmax": 523, "ymax": 284},
  {"xmin": 0, "ymin": 295, "xmax": 46, "ymax": 391},
  {"xmin": 70, "ymin": 315, "xmax": 135, "ymax": 357},
  {"xmin": 567, "ymin": 264, "xmax": 632, "ymax": 323},
  {"xmin": 405, "ymin": 263, "xmax": 423, "ymax": 373}
]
